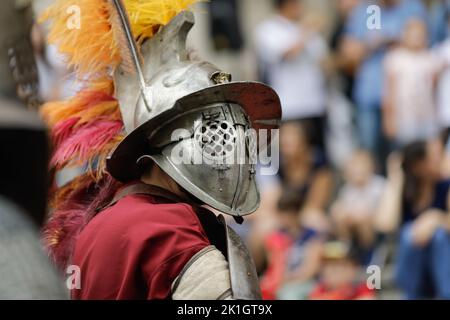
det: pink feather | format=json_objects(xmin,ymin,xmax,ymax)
[
  {"xmin": 52, "ymin": 118, "xmax": 79, "ymax": 148},
  {"xmin": 51, "ymin": 120, "xmax": 123, "ymax": 167}
]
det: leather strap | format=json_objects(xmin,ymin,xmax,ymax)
[{"xmin": 106, "ymin": 182, "xmax": 244, "ymax": 224}]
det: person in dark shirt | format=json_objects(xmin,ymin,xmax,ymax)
[
  {"xmin": 278, "ymin": 121, "xmax": 334, "ymax": 231},
  {"xmin": 376, "ymin": 140, "xmax": 450, "ymax": 299},
  {"xmin": 260, "ymin": 188, "xmax": 323, "ymax": 300}
]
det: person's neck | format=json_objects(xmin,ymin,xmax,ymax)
[
  {"xmin": 278, "ymin": 11, "xmax": 297, "ymax": 23},
  {"xmin": 141, "ymin": 166, "xmax": 185, "ymax": 198}
]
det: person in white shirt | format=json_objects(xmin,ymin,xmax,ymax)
[
  {"xmin": 331, "ymin": 150, "xmax": 386, "ymax": 250},
  {"xmin": 255, "ymin": 0, "xmax": 329, "ymax": 148},
  {"xmin": 383, "ymin": 18, "xmax": 442, "ymax": 147}
]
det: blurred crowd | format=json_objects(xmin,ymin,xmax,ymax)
[
  {"xmin": 220, "ymin": 0, "xmax": 450, "ymax": 300},
  {"xmin": 2, "ymin": 0, "xmax": 450, "ymax": 300}
]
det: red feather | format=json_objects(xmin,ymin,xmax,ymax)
[
  {"xmin": 51, "ymin": 120, "xmax": 123, "ymax": 168},
  {"xmin": 52, "ymin": 118, "xmax": 79, "ymax": 148},
  {"xmin": 43, "ymin": 175, "xmax": 122, "ymax": 270}
]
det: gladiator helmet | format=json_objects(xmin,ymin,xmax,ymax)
[{"xmin": 106, "ymin": 9, "xmax": 281, "ymax": 217}]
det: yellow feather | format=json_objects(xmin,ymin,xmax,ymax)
[{"xmin": 40, "ymin": 0, "xmax": 201, "ymax": 80}]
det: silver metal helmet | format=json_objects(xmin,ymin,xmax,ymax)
[{"xmin": 106, "ymin": 10, "xmax": 281, "ymax": 217}]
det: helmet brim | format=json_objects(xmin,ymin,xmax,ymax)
[{"xmin": 106, "ymin": 81, "xmax": 282, "ymax": 182}]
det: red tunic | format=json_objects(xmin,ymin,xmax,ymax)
[{"xmin": 71, "ymin": 192, "xmax": 211, "ymax": 300}]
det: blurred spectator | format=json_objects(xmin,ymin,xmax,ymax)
[
  {"xmin": 251, "ymin": 120, "xmax": 333, "ymax": 273},
  {"xmin": 208, "ymin": 0, "xmax": 244, "ymax": 51},
  {"xmin": 278, "ymin": 121, "xmax": 333, "ymax": 230},
  {"xmin": 32, "ymin": 23, "xmax": 82, "ymax": 102},
  {"xmin": 326, "ymin": 0, "xmax": 361, "ymax": 169},
  {"xmin": 331, "ymin": 150, "xmax": 385, "ymax": 253},
  {"xmin": 330, "ymin": 0, "xmax": 361, "ymax": 100},
  {"xmin": 382, "ymin": 18, "xmax": 441, "ymax": 147},
  {"xmin": 430, "ymin": 5, "xmax": 450, "ymax": 179},
  {"xmin": 255, "ymin": 0, "xmax": 329, "ymax": 149},
  {"xmin": 342, "ymin": 0, "xmax": 427, "ymax": 158},
  {"xmin": 426, "ymin": 0, "xmax": 450, "ymax": 46},
  {"xmin": 310, "ymin": 241, "xmax": 375, "ymax": 300},
  {"xmin": 376, "ymin": 140, "xmax": 450, "ymax": 299},
  {"xmin": 435, "ymin": 8, "xmax": 450, "ymax": 133},
  {"xmin": 261, "ymin": 121, "xmax": 333, "ymax": 230},
  {"xmin": 260, "ymin": 188, "xmax": 324, "ymax": 300}
]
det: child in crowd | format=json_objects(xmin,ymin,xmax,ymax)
[
  {"xmin": 310, "ymin": 241, "xmax": 375, "ymax": 300},
  {"xmin": 260, "ymin": 188, "xmax": 323, "ymax": 300},
  {"xmin": 382, "ymin": 18, "xmax": 442, "ymax": 146},
  {"xmin": 434, "ymin": 5, "xmax": 450, "ymax": 132},
  {"xmin": 331, "ymin": 150, "xmax": 385, "ymax": 253}
]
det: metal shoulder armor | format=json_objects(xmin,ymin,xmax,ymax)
[{"xmin": 221, "ymin": 216, "xmax": 262, "ymax": 300}]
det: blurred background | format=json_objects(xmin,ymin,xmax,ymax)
[{"xmin": 8, "ymin": 0, "xmax": 450, "ymax": 299}]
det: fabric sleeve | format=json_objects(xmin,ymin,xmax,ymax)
[
  {"xmin": 305, "ymin": 34, "xmax": 328, "ymax": 61},
  {"xmin": 255, "ymin": 22, "xmax": 299, "ymax": 64},
  {"xmin": 171, "ymin": 246, "xmax": 233, "ymax": 300}
]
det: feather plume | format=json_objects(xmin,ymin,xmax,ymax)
[
  {"xmin": 40, "ymin": 0, "xmax": 201, "ymax": 270},
  {"xmin": 40, "ymin": 0, "xmax": 200, "ymax": 79},
  {"xmin": 49, "ymin": 173, "xmax": 93, "ymax": 208},
  {"xmin": 51, "ymin": 118, "xmax": 79, "ymax": 148},
  {"xmin": 108, "ymin": 0, "xmax": 140, "ymax": 75},
  {"xmin": 40, "ymin": 0, "xmax": 120, "ymax": 78},
  {"xmin": 41, "ymin": 78, "xmax": 116, "ymax": 127},
  {"xmin": 51, "ymin": 120, "xmax": 123, "ymax": 168}
]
